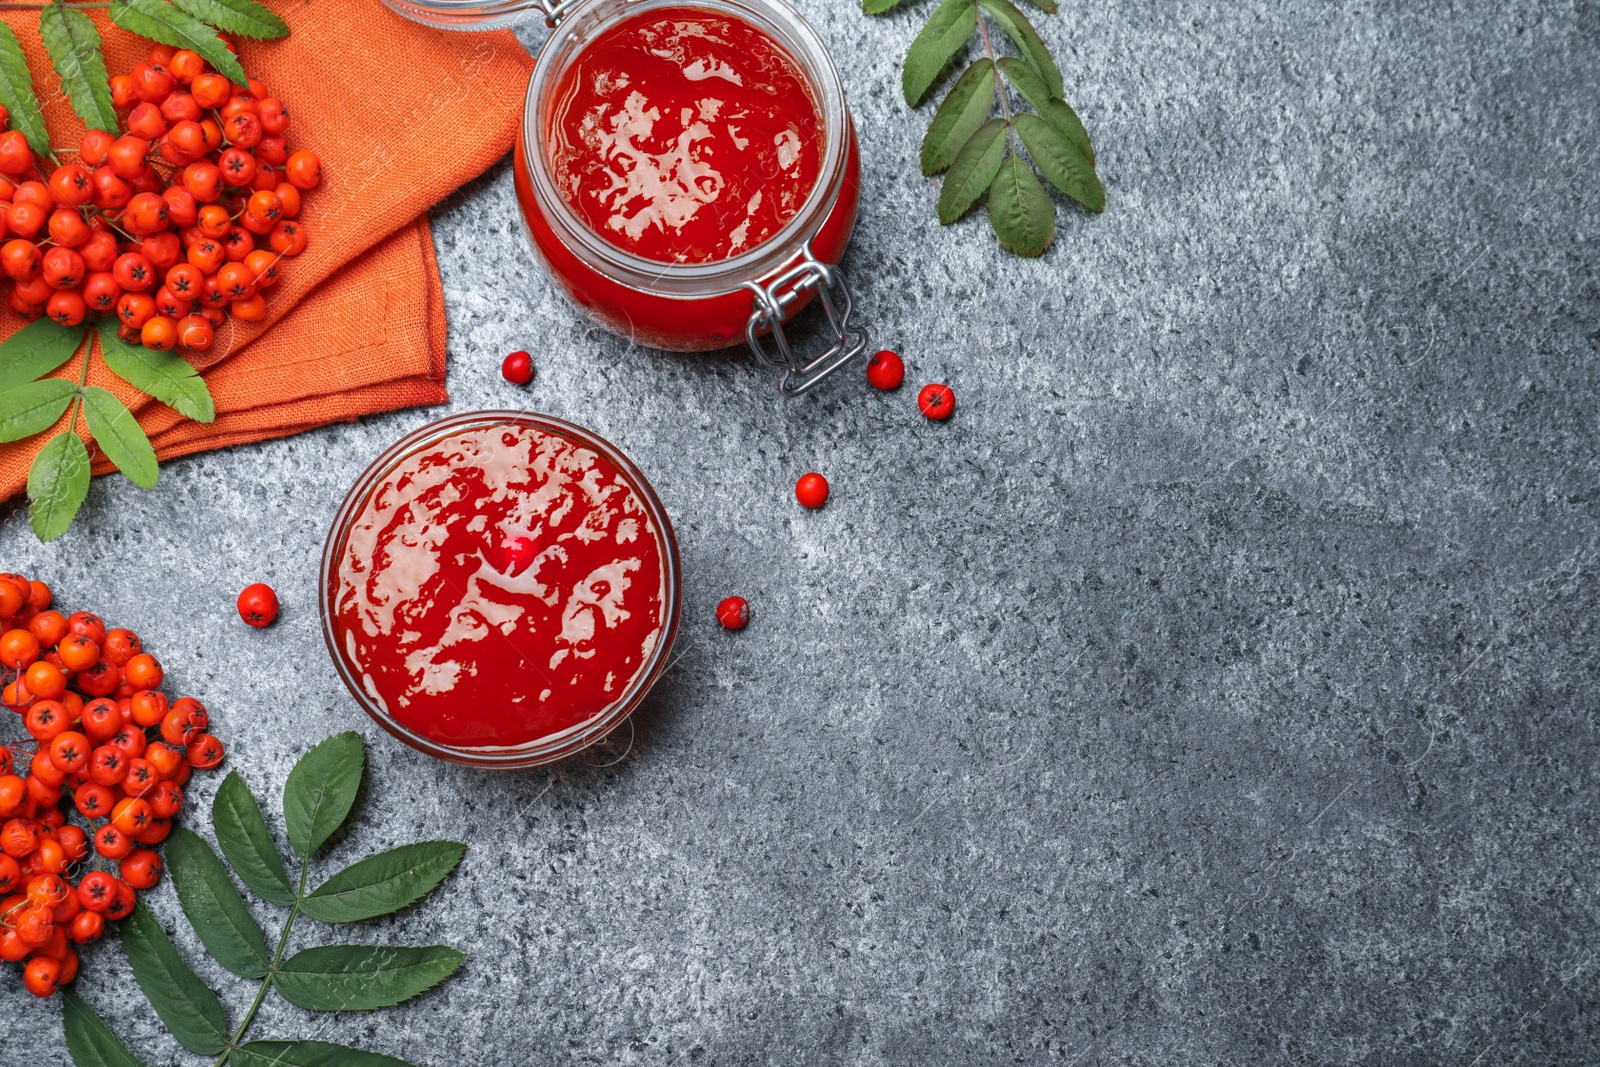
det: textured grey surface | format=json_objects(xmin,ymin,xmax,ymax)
[{"xmin": 5, "ymin": 0, "xmax": 1600, "ymax": 1063}]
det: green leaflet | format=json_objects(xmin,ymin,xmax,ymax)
[
  {"xmin": 273, "ymin": 945, "xmax": 465, "ymax": 1012},
  {"xmin": 108, "ymin": 0, "xmax": 248, "ymax": 85},
  {"xmin": 81, "ymin": 386, "xmax": 158, "ymax": 489},
  {"xmin": 988, "ymin": 152, "xmax": 1056, "ymax": 256},
  {"xmin": 862, "ymin": 0, "xmax": 905, "ymax": 12},
  {"xmin": 212, "ymin": 770, "xmax": 296, "ymax": 906},
  {"xmin": 977, "ymin": 0, "xmax": 1062, "ymax": 98},
  {"xmin": 60, "ymin": 990, "xmax": 150, "ymax": 1067},
  {"xmin": 997, "ymin": 56, "xmax": 1093, "ymax": 163},
  {"xmin": 301, "ymin": 841, "xmax": 465, "ymax": 924},
  {"xmin": 171, "ymin": 0, "xmax": 289, "ymax": 39},
  {"xmin": 1015, "ymin": 111, "xmax": 1103, "ymax": 211},
  {"xmin": 1018, "ymin": 0, "xmax": 1057, "ymax": 12},
  {"xmin": 902, "ymin": 0, "xmax": 977, "ymax": 106},
  {"xmin": 0, "ymin": 23, "xmax": 51, "ymax": 158},
  {"xmin": 283, "ymin": 732, "xmax": 365, "ymax": 860},
  {"xmin": 921, "ymin": 59, "xmax": 996, "ymax": 175},
  {"xmin": 117, "ymin": 905, "xmax": 230, "ymax": 1056},
  {"xmin": 165, "ymin": 826, "xmax": 272, "ymax": 978},
  {"xmin": 0, "ymin": 318, "xmax": 85, "ymax": 393},
  {"xmin": 27, "ymin": 431, "xmax": 90, "ymax": 542},
  {"xmin": 97, "ymin": 322, "xmax": 217, "ymax": 424},
  {"xmin": 39, "ymin": 4, "xmax": 120, "ymax": 135},
  {"xmin": 0, "ymin": 380, "xmax": 77, "ymax": 443},
  {"xmin": 232, "ymin": 1042, "xmax": 418, "ymax": 1067},
  {"xmin": 937, "ymin": 116, "xmax": 1008, "ymax": 223}
]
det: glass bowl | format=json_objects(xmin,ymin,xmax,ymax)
[{"xmin": 319, "ymin": 410, "xmax": 681, "ymax": 769}]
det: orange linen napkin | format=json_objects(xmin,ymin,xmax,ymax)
[{"xmin": 0, "ymin": 2, "xmax": 534, "ymax": 499}]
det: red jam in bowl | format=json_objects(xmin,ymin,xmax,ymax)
[
  {"xmin": 546, "ymin": 6, "xmax": 823, "ymax": 264},
  {"xmin": 323, "ymin": 414, "xmax": 679, "ymax": 761}
]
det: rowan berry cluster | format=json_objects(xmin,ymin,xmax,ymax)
[
  {"xmin": 0, "ymin": 573, "xmax": 224, "ymax": 998},
  {"xmin": 0, "ymin": 41, "xmax": 321, "ymax": 351}
]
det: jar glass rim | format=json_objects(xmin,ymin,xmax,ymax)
[
  {"xmin": 521, "ymin": 0, "xmax": 851, "ymax": 294},
  {"xmin": 318, "ymin": 410, "xmax": 682, "ymax": 769}
]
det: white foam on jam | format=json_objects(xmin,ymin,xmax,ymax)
[{"xmin": 581, "ymin": 89, "xmax": 725, "ymax": 245}]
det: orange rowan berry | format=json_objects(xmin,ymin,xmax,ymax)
[
  {"xmin": 285, "ymin": 150, "xmax": 321, "ymax": 190},
  {"xmin": 0, "ymin": 628, "xmax": 39, "ymax": 669},
  {"xmin": 140, "ymin": 315, "xmax": 178, "ymax": 352}
]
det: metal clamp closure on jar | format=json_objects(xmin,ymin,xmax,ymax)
[{"xmin": 744, "ymin": 244, "xmax": 867, "ymax": 397}]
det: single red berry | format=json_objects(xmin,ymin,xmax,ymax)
[
  {"xmin": 917, "ymin": 383, "xmax": 955, "ymax": 420},
  {"xmin": 236, "ymin": 582, "xmax": 278, "ymax": 627},
  {"xmin": 501, "ymin": 350, "xmax": 534, "ymax": 386},
  {"xmin": 866, "ymin": 349, "xmax": 904, "ymax": 390},
  {"xmin": 795, "ymin": 472, "xmax": 829, "ymax": 509},
  {"xmin": 716, "ymin": 596, "xmax": 749, "ymax": 630}
]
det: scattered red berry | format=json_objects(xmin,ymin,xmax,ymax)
[
  {"xmin": 235, "ymin": 583, "xmax": 278, "ymax": 627},
  {"xmin": 795, "ymin": 472, "xmax": 829, "ymax": 509},
  {"xmin": 501, "ymin": 350, "xmax": 534, "ymax": 386},
  {"xmin": 918, "ymin": 383, "xmax": 955, "ymax": 420},
  {"xmin": 716, "ymin": 596, "xmax": 749, "ymax": 630},
  {"xmin": 865, "ymin": 349, "xmax": 904, "ymax": 390},
  {"xmin": 0, "ymin": 569, "xmax": 225, "ymax": 997}
]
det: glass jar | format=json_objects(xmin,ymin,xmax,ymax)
[
  {"xmin": 378, "ymin": 0, "xmax": 546, "ymax": 30},
  {"xmin": 319, "ymin": 410, "xmax": 682, "ymax": 769},
  {"xmin": 514, "ymin": 0, "xmax": 867, "ymax": 395}
]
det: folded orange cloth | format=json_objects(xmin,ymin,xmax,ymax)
[{"xmin": 0, "ymin": 2, "xmax": 533, "ymax": 500}]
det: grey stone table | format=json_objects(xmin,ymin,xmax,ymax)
[{"xmin": 6, "ymin": 0, "xmax": 1598, "ymax": 1063}]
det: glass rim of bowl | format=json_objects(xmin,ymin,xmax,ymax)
[
  {"xmin": 520, "ymin": 0, "xmax": 853, "ymax": 297},
  {"xmin": 318, "ymin": 409, "xmax": 682, "ymax": 769}
]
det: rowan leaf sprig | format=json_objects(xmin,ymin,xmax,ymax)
[
  {"xmin": 0, "ymin": 320, "xmax": 216, "ymax": 540},
  {"xmin": 61, "ymin": 733, "xmax": 467, "ymax": 1067},
  {"xmin": 867, "ymin": 0, "xmax": 1104, "ymax": 256}
]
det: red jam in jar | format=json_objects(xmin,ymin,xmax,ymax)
[
  {"xmin": 322, "ymin": 413, "xmax": 680, "ymax": 764},
  {"xmin": 516, "ymin": 0, "xmax": 862, "ymax": 354},
  {"xmin": 546, "ymin": 8, "xmax": 822, "ymax": 264}
]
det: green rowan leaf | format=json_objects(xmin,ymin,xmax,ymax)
[
  {"xmin": 61, "ymin": 990, "xmax": 150, "ymax": 1067},
  {"xmin": 97, "ymin": 324, "xmax": 216, "ymax": 423},
  {"xmin": 212, "ymin": 770, "xmax": 295, "ymax": 906},
  {"xmin": 988, "ymin": 152, "xmax": 1056, "ymax": 256},
  {"xmin": 117, "ymin": 905, "xmax": 229, "ymax": 1056},
  {"xmin": 39, "ymin": 4, "xmax": 120, "ymax": 135},
  {"xmin": 0, "ymin": 318, "xmax": 84, "ymax": 393},
  {"xmin": 0, "ymin": 23, "xmax": 51, "ymax": 158},
  {"xmin": 977, "ymin": 0, "xmax": 1062, "ymax": 98},
  {"xmin": 81, "ymin": 385, "xmax": 158, "ymax": 489},
  {"xmin": 300, "ymin": 841, "xmax": 465, "ymax": 924},
  {"xmin": 0, "ymin": 380, "xmax": 76, "ymax": 443},
  {"xmin": 273, "ymin": 945, "xmax": 465, "ymax": 1011},
  {"xmin": 1015, "ymin": 110, "xmax": 1103, "ymax": 211},
  {"xmin": 283, "ymin": 731, "xmax": 364, "ymax": 860},
  {"xmin": 171, "ymin": 0, "xmax": 289, "ymax": 39},
  {"xmin": 997, "ymin": 56, "xmax": 1092, "ymax": 162},
  {"xmin": 27, "ymin": 430, "xmax": 90, "ymax": 542},
  {"xmin": 902, "ymin": 0, "xmax": 977, "ymax": 106},
  {"xmin": 937, "ymin": 116, "xmax": 1007, "ymax": 223},
  {"xmin": 164, "ymin": 826, "xmax": 272, "ymax": 978},
  {"xmin": 921, "ymin": 59, "xmax": 996, "ymax": 175}
]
